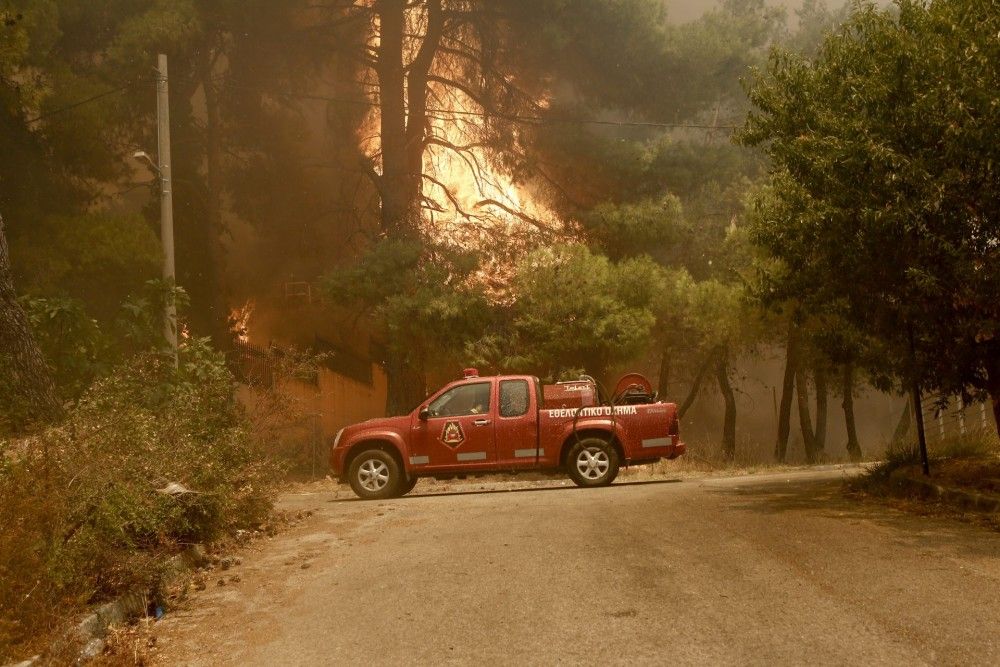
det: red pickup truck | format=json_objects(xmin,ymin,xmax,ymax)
[{"xmin": 330, "ymin": 369, "xmax": 685, "ymax": 499}]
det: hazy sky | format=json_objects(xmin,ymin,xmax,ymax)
[{"xmin": 664, "ymin": 0, "xmax": 850, "ymax": 23}]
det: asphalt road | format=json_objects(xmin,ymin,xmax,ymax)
[{"xmin": 153, "ymin": 468, "xmax": 1000, "ymax": 665}]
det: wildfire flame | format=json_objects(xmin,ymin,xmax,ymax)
[
  {"xmin": 229, "ymin": 300, "xmax": 255, "ymax": 343},
  {"xmin": 359, "ymin": 3, "xmax": 560, "ymax": 273}
]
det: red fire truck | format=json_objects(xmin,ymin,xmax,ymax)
[{"xmin": 330, "ymin": 369, "xmax": 685, "ymax": 499}]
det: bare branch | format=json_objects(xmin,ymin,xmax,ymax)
[
  {"xmin": 360, "ymin": 159, "xmax": 388, "ymax": 202},
  {"xmin": 474, "ymin": 198, "xmax": 551, "ymax": 233},
  {"xmin": 421, "ymin": 173, "xmax": 474, "ymax": 219}
]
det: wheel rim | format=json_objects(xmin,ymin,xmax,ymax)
[
  {"xmin": 358, "ymin": 458, "xmax": 390, "ymax": 492},
  {"xmin": 576, "ymin": 446, "xmax": 610, "ymax": 480}
]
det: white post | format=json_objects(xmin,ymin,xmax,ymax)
[{"xmin": 156, "ymin": 54, "xmax": 177, "ymax": 363}]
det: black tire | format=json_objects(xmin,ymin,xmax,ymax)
[
  {"xmin": 397, "ymin": 476, "xmax": 419, "ymax": 497},
  {"xmin": 347, "ymin": 449, "xmax": 402, "ymax": 500},
  {"xmin": 566, "ymin": 437, "xmax": 620, "ymax": 487}
]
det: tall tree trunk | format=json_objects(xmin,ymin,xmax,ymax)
[
  {"xmin": 795, "ymin": 366, "xmax": 818, "ymax": 463},
  {"xmin": 374, "ymin": 0, "xmax": 411, "ymax": 235},
  {"xmin": 657, "ymin": 347, "xmax": 670, "ymax": 399},
  {"xmin": 814, "ymin": 364, "xmax": 828, "ymax": 453},
  {"xmin": 775, "ymin": 322, "xmax": 798, "ymax": 462},
  {"xmin": 985, "ymin": 352, "xmax": 1000, "ymax": 441},
  {"xmin": 0, "ymin": 215, "xmax": 63, "ymax": 427},
  {"xmin": 372, "ymin": 0, "xmax": 441, "ymax": 415},
  {"xmin": 842, "ymin": 363, "xmax": 862, "ymax": 462},
  {"xmin": 372, "ymin": 0, "xmax": 442, "ymax": 235},
  {"xmin": 678, "ymin": 350, "xmax": 715, "ymax": 419},
  {"xmin": 716, "ymin": 350, "xmax": 737, "ymax": 460}
]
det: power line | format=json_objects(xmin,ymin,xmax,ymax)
[
  {"xmin": 24, "ymin": 81, "xmax": 147, "ymax": 125},
  {"xmin": 220, "ymin": 80, "xmax": 740, "ymax": 131},
  {"xmin": 20, "ymin": 75, "xmax": 739, "ymax": 132}
]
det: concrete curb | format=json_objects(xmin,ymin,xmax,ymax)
[
  {"xmin": 3, "ymin": 544, "xmax": 207, "ymax": 667},
  {"xmin": 888, "ymin": 470, "xmax": 1000, "ymax": 513}
]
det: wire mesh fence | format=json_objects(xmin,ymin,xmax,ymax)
[{"xmin": 920, "ymin": 393, "xmax": 996, "ymax": 444}]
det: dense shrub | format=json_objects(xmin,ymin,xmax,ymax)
[{"xmin": 0, "ymin": 338, "xmax": 276, "ymax": 659}]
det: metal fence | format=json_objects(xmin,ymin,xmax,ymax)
[
  {"xmin": 228, "ymin": 339, "xmax": 277, "ymax": 388},
  {"xmin": 920, "ymin": 393, "xmax": 995, "ymax": 443}
]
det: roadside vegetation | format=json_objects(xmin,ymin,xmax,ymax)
[
  {"xmin": 0, "ymin": 329, "xmax": 279, "ymax": 660},
  {"xmin": 850, "ymin": 431, "xmax": 1000, "ymax": 530}
]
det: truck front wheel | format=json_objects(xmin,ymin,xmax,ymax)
[
  {"xmin": 348, "ymin": 449, "xmax": 402, "ymax": 500},
  {"xmin": 566, "ymin": 438, "xmax": 620, "ymax": 487},
  {"xmin": 397, "ymin": 476, "xmax": 419, "ymax": 496}
]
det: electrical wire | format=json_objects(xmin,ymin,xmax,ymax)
[
  {"xmin": 24, "ymin": 81, "xmax": 148, "ymax": 125},
  {"xmin": 20, "ymin": 74, "xmax": 738, "ymax": 132},
  {"xmin": 219, "ymin": 80, "xmax": 740, "ymax": 131}
]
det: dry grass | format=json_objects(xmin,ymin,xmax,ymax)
[
  {"xmin": 848, "ymin": 430, "xmax": 1000, "ymax": 531},
  {"xmin": 0, "ymin": 349, "xmax": 278, "ymax": 664},
  {"xmin": 92, "ymin": 621, "xmax": 157, "ymax": 666}
]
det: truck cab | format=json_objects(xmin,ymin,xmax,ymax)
[{"xmin": 330, "ymin": 369, "xmax": 685, "ymax": 499}]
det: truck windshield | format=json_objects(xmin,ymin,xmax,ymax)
[{"xmin": 427, "ymin": 382, "xmax": 491, "ymax": 417}]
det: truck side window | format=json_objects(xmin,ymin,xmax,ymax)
[
  {"xmin": 499, "ymin": 380, "xmax": 529, "ymax": 418},
  {"xmin": 428, "ymin": 382, "xmax": 491, "ymax": 417}
]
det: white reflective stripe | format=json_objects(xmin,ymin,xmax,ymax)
[
  {"xmin": 514, "ymin": 448, "xmax": 544, "ymax": 458},
  {"xmin": 456, "ymin": 451, "xmax": 487, "ymax": 461},
  {"xmin": 641, "ymin": 437, "xmax": 673, "ymax": 448},
  {"xmin": 409, "ymin": 455, "xmax": 429, "ymax": 465}
]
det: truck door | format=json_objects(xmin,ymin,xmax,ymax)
[
  {"xmin": 409, "ymin": 380, "xmax": 497, "ymax": 471},
  {"xmin": 494, "ymin": 378, "xmax": 541, "ymax": 468}
]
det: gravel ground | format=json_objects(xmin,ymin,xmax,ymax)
[{"xmin": 150, "ymin": 466, "xmax": 1000, "ymax": 666}]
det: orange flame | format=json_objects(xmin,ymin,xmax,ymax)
[
  {"xmin": 230, "ymin": 300, "xmax": 255, "ymax": 343},
  {"xmin": 359, "ymin": 3, "xmax": 559, "ymax": 263}
]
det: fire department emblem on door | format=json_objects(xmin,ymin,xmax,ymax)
[{"xmin": 440, "ymin": 420, "xmax": 465, "ymax": 447}]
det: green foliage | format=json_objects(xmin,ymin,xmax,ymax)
[
  {"xmin": 652, "ymin": 262, "xmax": 762, "ymax": 374},
  {"xmin": 0, "ymin": 279, "xmax": 189, "ymax": 434},
  {"xmin": 10, "ymin": 212, "xmax": 160, "ymax": 320},
  {"xmin": 116, "ymin": 279, "xmax": 190, "ymax": 353},
  {"xmin": 324, "ymin": 238, "xmax": 490, "ymax": 371},
  {"xmin": 741, "ymin": 0, "xmax": 1000, "ymax": 401},
  {"xmin": 579, "ymin": 196, "xmax": 687, "ymax": 262},
  {"xmin": 467, "ymin": 245, "xmax": 659, "ymax": 379},
  {"xmin": 20, "ymin": 295, "xmax": 108, "ymax": 397},
  {"xmin": 0, "ymin": 337, "xmax": 276, "ymax": 656},
  {"xmin": 500, "ymin": 0, "xmax": 674, "ymax": 116}
]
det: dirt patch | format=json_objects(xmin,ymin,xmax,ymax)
[
  {"xmin": 918, "ymin": 457, "xmax": 1000, "ymax": 494},
  {"xmin": 849, "ymin": 456, "xmax": 1000, "ymax": 532}
]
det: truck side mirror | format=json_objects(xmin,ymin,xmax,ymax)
[{"xmin": 418, "ymin": 407, "xmax": 430, "ymax": 421}]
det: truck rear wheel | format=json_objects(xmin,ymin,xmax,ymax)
[
  {"xmin": 348, "ymin": 449, "xmax": 402, "ymax": 500},
  {"xmin": 566, "ymin": 437, "xmax": 620, "ymax": 487}
]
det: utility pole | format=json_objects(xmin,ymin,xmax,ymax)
[{"xmin": 156, "ymin": 53, "xmax": 178, "ymax": 363}]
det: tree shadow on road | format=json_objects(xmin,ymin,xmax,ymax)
[
  {"xmin": 328, "ymin": 478, "xmax": 684, "ymax": 503},
  {"xmin": 708, "ymin": 475, "xmax": 1000, "ymax": 557}
]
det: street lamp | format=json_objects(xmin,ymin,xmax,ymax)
[{"xmin": 132, "ymin": 150, "xmax": 159, "ymax": 174}]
